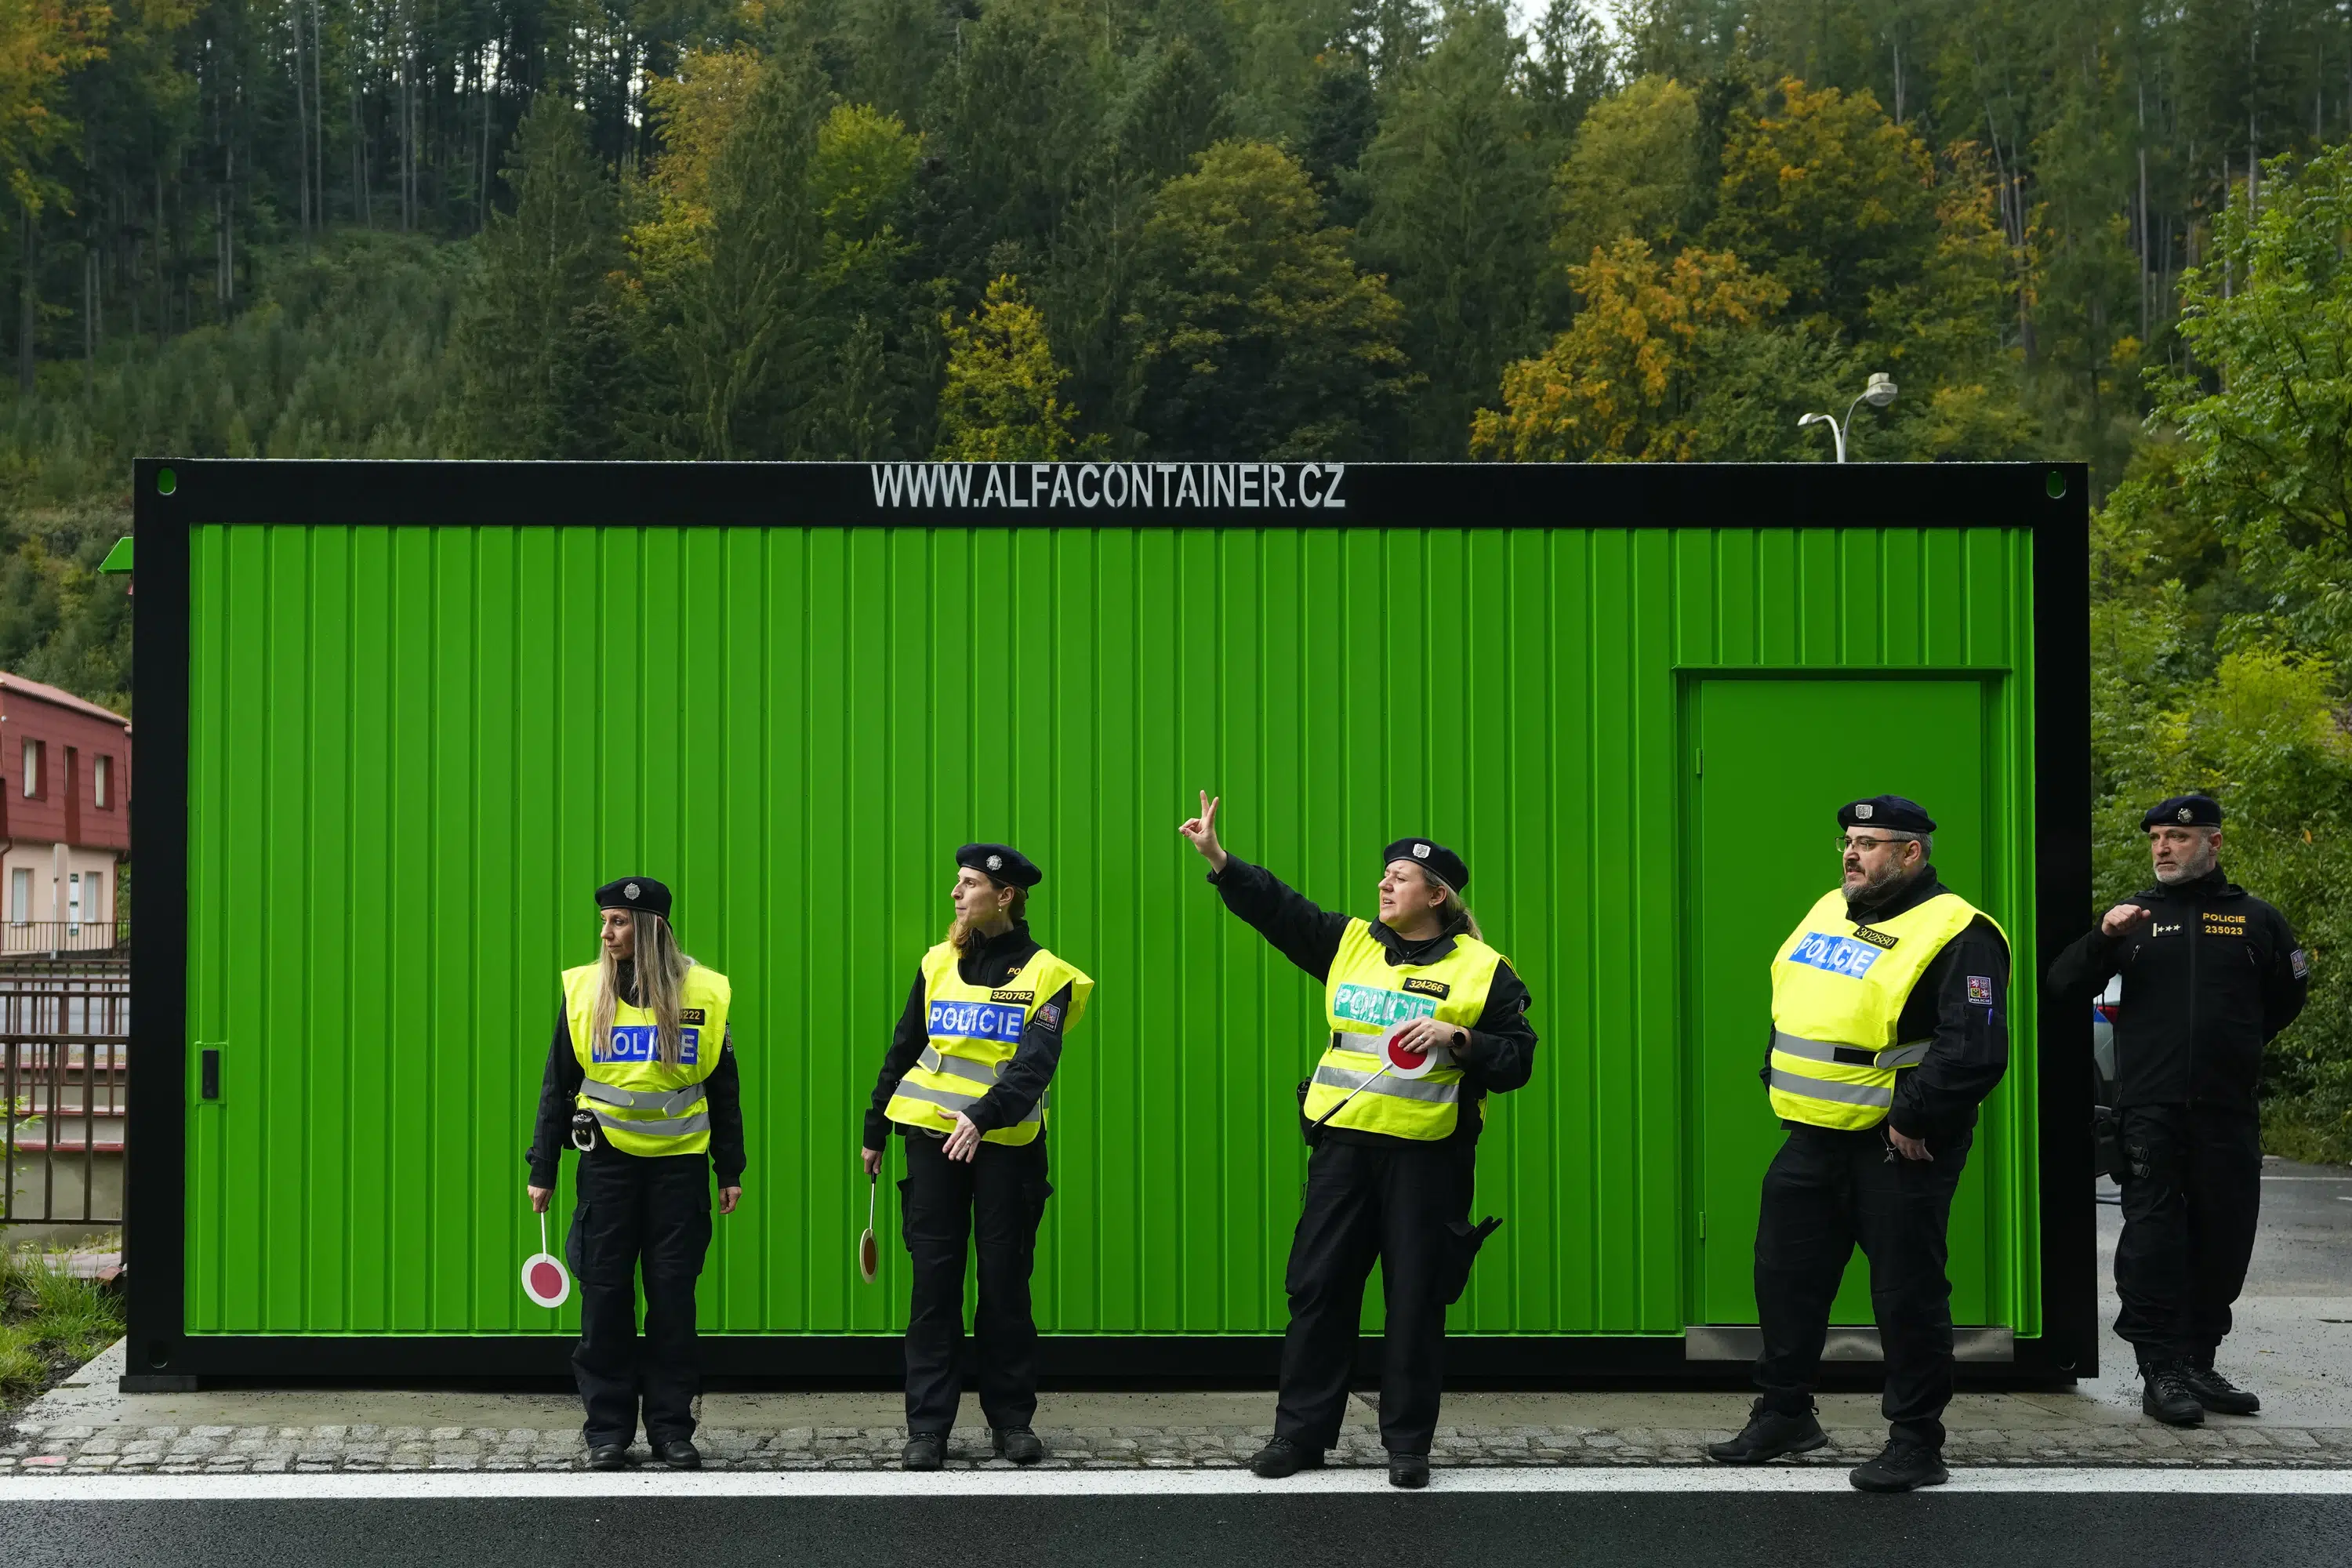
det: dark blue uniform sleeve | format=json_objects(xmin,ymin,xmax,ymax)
[
  {"xmin": 2263, "ymin": 902, "xmax": 2310, "ymax": 1041},
  {"xmin": 1208, "ymin": 858, "xmax": 1354, "ymax": 978},
  {"xmin": 1456, "ymin": 961, "xmax": 1537, "ymax": 1093},
  {"xmin": 967, "ymin": 983, "xmax": 1073, "ymax": 1133},
  {"xmin": 863, "ymin": 971, "xmax": 929, "ymax": 1151},
  {"xmin": 527, "ymin": 1000, "xmax": 583, "ymax": 1188},
  {"xmin": 1889, "ymin": 918, "xmax": 2011, "ymax": 1139},
  {"xmin": 707, "ymin": 1027, "xmax": 745, "ymax": 1184}
]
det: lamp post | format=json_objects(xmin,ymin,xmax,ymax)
[{"xmin": 1798, "ymin": 372, "xmax": 1897, "ymax": 462}]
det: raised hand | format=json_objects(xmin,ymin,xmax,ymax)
[{"xmin": 1179, "ymin": 789, "xmax": 1228, "ymax": 872}]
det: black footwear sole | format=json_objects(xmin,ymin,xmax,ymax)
[
  {"xmin": 1704, "ymin": 1429, "xmax": 1828, "ymax": 1465},
  {"xmin": 1248, "ymin": 1450, "xmax": 1327, "ymax": 1479},
  {"xmin": 1851, "ymin": 1464, "xmax": 1949, "ymax": 1494}
]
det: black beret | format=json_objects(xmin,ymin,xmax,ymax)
[
  {"xmin": 957, "ymin": 843, "xmax": 1041, "ymax": 888},
  {"xmin": 1837, "ymin": 796, "xmax": 1937, "ymax": 833},
  {"xmin": 594, "ymin": 876, "xmax": 672, "ymax": 921},
  {"xmin": 1383, "ymin": 837, "xmax": 1470, "ymax": 894},
  {"xmin": 2141, "ymin": 793, "xmax": 2223, "ymax": 830}
]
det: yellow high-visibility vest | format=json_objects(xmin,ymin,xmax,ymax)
[
  {"xmin": 1766, "ymin": 887, "xmax": 2004, "ymax": 1130},
  {"xmin": 564, "ymin": 961, "xmax": 731, "ymax": 1157},
  {"xmin": 1300, "ymin": 919, "xmax": 1504, "ymax": 1141},
  {"xmin": 885, "ymin": 942, "xmax": 1094, "ymax": 1146}
]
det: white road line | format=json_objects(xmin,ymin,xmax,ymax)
[{"xmin": 0, "ymin": 1468, "xmax": 2349, "ymax": 1502}]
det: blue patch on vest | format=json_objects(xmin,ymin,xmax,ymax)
[
  {"xmin": 1330, "ymin": 982, "xmax": 1439, "ymax": 1029},
  {"xmin": 929, "ymin": 998, "xmax": 1026, "ymax": 1045},
  {"xmin": 595, "ymin": 1025, "xmax": 700, "ymax": 1065},
  {"xmin": 1789, "ymin": 931, "xmax": 1883, "ymax": 979}
]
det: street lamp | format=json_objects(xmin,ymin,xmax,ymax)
[{"xmin": 1798, "ymin": 372, "xmax": 1897, "ymax": 462}]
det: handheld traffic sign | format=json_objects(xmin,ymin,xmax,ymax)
[
  {"xmin": 858, "ymin": 1171, "xmax": 880, "ymax": 1283},
  {"xmin": 1381, "ymin": 1022, "xmax": 1456, "ymax": 1080},
  {"xmin": 521, "ymin": 1211, "xmax": 571, "ymax": 1308}
]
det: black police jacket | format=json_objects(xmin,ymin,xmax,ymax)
[{"xmin": 2046, "ymin": 866, "xmax": 2308, "ymax": 1115}]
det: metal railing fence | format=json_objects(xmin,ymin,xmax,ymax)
[{"xmin": 2, "ymin": 971, "xmax": 129, "ymax": 1225}]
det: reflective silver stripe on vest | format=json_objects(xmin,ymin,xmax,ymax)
[
  {"xmin": 581, "ymin": 1080, "xmax": 707, "ymax": 1117},
  {"xmin": 891, "ymin": 1076, "xmax": 1045, "ymax": 1124},
  {"xmin": 590, "ymin": 1108, "xmax": 712, "ymax": 1139},
  {"xmin": 1310, "ymin": 1061, "xmax": 1461, "ymax": 1105},
  {"xmin": 1767, "ymin": 1069, "xmax": 1893, "ymax": 1108},
  {"xmin": 918, "ymin": 1046, "xmax": 1001, "ymax": 1086},
  {"xmin": 1771, "ymin": 1032, "xmax": 1929, "ymax": 1071}
]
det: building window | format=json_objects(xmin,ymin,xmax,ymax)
[
  {"xmin": 20, "ymin": 737, "xmax": 40, "ymax": 798},
  {"xmin": 94, "ymin": 753, "xmax": 110, "ymax": 809},
  {"xmin": 86, "ymin": 869, "xmax": 103, "ymax": 924},
  {"xmin": 67, "ymin": 873, "xmax": 80, "ymax": 934},
  {"xmin": 9, "ymin": 868, "xmax": 26, "ymax": 924}
]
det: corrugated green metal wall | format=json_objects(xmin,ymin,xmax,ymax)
[{"xmin": 182, "ymin": 523, "xmax": 2038, "ymax": 1338}]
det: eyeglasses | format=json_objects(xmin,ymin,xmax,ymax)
[{"xmin": 1838, "ymin": 836, "xmax": 1911, "ymax": 854}]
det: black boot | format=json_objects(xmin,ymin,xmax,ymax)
[
  {"xmin": 1704, "ymin": 1399, "xmax": 1827, "ymax": 1464},
  {"xmin": 2141, "ymin": 1362, "xmax": 2205, "ymax": 1426},
  {"xmin": 586, "ymin": 1443, "xmax": 631, "ymax": 1471},
  {"xmin": 1247, "ymin": 1438, "xmax": 1326, "ymax": 1479},
  {"xmin": 902, "ymin": 1432, "xmax": 948, "ymax": 1471},
  {"xmin": 1388, "ymin": 1451, "xmax": 1430, "ymax": 1489},
  {"xmin": 991, "ymin": 1426, "xmax": 1046, "ymax": 1465},
  {"xmin": 1849, "ymin": 1439, "xmax": 1948, "ymax": 1494},
  {"xmin": 2181, "ymin": 1360, "xmax": 2261, "ymax": 1416},
  {"xmin": 653, "ymin": 1438, "xmax": 701, "ymax": 1469}
]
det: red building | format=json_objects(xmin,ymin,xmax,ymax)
[{"xmin": 0, "ymin": 672, "xmax": 130, "ymax": 952}]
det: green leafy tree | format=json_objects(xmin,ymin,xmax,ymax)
[
  {"xmin": 1704, "ymin": 76, "xmax": 1939, "ymax": 343},
  {"xmin": 934, "ymin": 274, "xmax": 1098, "ymax": 459},
  {"xmin": 1124, "ymin": 139, "xmax": 1413, "ymax": 457},
  {"xmin": 2126, "ymin": 143, "xmax": 2352, "ymax": 659},
  {"xmin": 447, "ymin": 96, "xmax": 625, "ymax": 459},
  {"xmin": 1472, "ymin": 235, "xmax": 1786, "ymax": 460},
  {"xmin": 1551, "ymin": 74, "xmax": 1706, "ymax": 266},
  {"xmin": 1355, "ymin": 2, "xmax": 1561, "ymax": 455}
]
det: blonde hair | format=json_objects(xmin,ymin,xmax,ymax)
[
  {"xmin": 593, "ymin": 911, "xmax": 696, "ymax": 1068},
  {"xmin": 1402, "ymin": 862, "xmax": 1483, "ymax": 942},
  {"xmin": 946, "ymin": 882, "xmax": 1028, "ymax": 952}
]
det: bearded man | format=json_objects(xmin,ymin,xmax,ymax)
[
  {"xmin": 1704, "ymin": 795, "xmax": 2011, "ymax": 1494},
  {"xmin": 2047, "ymin": 793, "xmax": 2309, "ymax": 1427}
]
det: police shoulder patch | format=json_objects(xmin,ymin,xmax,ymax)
[
  {"xmin": 1035, "ymin": 1002, "xmax": 1064, "ymax": 1029},
  {"xmin": 1966, "ymin": 975, "xmax": 1996, "ymax": 1005},
  {"xmin": 2292, "ymin": 948, "xmax": 2310, "ymax": 979}
]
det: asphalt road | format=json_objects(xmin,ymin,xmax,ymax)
[{"xmin": 2, "ymin": 1485, "xmax": 2349, "ymax": 1567}]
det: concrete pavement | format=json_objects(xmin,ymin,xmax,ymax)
[{"xmin": 5, "ymin": 1158, "xmax": 2347, "ymax": 1475}]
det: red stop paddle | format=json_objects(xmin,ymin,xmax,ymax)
[{"xmin": 521, "ymin": 1210, "xmax": 571, "ymax": 1308}]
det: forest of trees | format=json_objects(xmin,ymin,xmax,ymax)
[{"xmin": 0, "ymin": 0, "xmax": 2349, "ymax": 1154}]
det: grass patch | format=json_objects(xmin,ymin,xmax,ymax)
[{"xmin": 0, "ymin": 1242, "xmax": 125, "ymax": 1411}]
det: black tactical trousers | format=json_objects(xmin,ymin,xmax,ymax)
[
  {"xmin": 567, "ymin": 1147, "xmax": 712, "ymax": 1447},
  {"xmin": 901, "ymin": 1131, "xmax": 1051, "ymax": 1436},
  {"xmin": 1753, "ymin": 1123, "xmax": 1972, "ymax": 1450},
  {"xmin": 1273, "ymin": 1136, "xmax": 1475, "ymax": 1458},
  {"xmin": 2114, "ymin": 1105, "xmax": 2262, "ymax": 1367}
]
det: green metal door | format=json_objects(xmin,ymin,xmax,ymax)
[{"xmin": 1687, "ymin": 675, "xmax": 1997, "ymax": 1328}]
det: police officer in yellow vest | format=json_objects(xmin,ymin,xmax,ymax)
[
  {"xmin": 1704, "ymin": 797, "xmax": 2009, "ymax": 1493},
  {"xmin": 527, "ymin": 877, "xmax": 742, "ymax": 1472},
  {"xmin": 861, "ymin": 844, "xmax": 1094, "ymax": 1472},
  {"xmin": 1180, "ymin": 793, "xmax": 1537, "ymax": 1490}
]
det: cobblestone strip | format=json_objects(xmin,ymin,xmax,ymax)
[{"xmin": 4, "ymin": 1421, "xmax": 2351, "ymax": 1475}]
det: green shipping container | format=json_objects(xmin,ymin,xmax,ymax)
[{"xmin": 125, "ymin": 459, "xmax": 2096, "ymax": 1386}]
